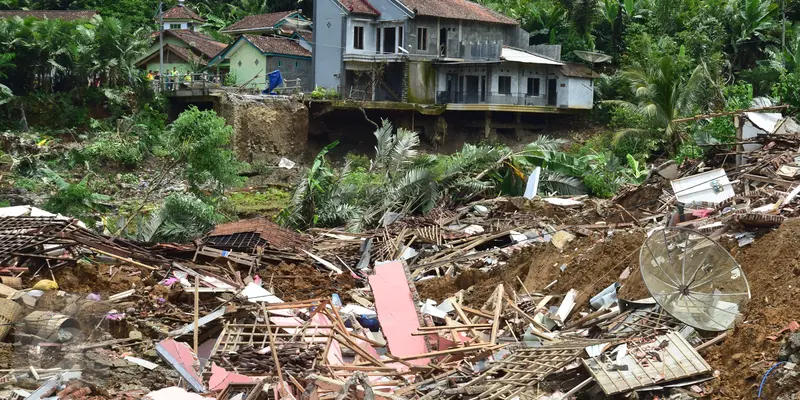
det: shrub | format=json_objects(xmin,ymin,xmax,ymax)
[
  {"xmin": 774, "ymin": 72, "xmax": 800, "ymax": 114},
  {"xmin": 224, "ymin": 72, "xmax": 237, "ymax": 86},
  {"xmin": 138, "ymin": 193, "xmax": 223, "ymax": 243},
  {"xmin": 310, "ymin": 86, "xmax": 340, "ymax": 100},
  {"xmin": 82, "ymin": 133, "xmax": 144, "ymax": 167},
  {"xmin": 13, "ymin": 177, "xmax": 39, "ymax": 192},
  {"xmin": 41, "ymin": 169, "xmax": 110, "ymax": 225},
  {"xmin": 165, "ymin": 106, "xmax": 247, "ymax": 196},
  {"xmin": 344, "ymin": 153, "xmax": 371, "ymax": 171}
]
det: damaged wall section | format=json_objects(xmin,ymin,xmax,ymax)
[{"xmin": 216, "ymin": 93, "xmax": 309, "ymax": 163}]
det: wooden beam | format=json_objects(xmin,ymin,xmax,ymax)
[
  {"xmin": 673, "ymin": 105, "xmax": 788, "ymax": 123},
  {"xmin": 742, "ymin": 173, "xmax": 796, "ymax": 189},
  {"xmin": 490, "ymin": 284, "xmax": 503, "ymax": 345}
]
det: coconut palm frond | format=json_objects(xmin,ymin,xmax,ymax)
[
  {"xmin": 538, "ymin": 170, "xmax": 588, "ymax": 196},
  {"xmin": 389, "ymin": 127, "xmax": 420, "ymax": 172},
  {"xmin": 373, "ymin": 119, "xmax": 394, "ymax": 170}
]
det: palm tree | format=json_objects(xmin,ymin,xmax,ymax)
[
  {"xmin": 88, "ymin": 16, "xmax": 149, "ymax": 88},
  {"xmin": 729, "ymin": 0, "xmax": 777, "ymax": 68},
  {"xmin": 762, "ymin": 23, "xmax": 800, "ymax": 73},
  {"xmin": 527, "ymin": 1, "xmax": 568, "ymax": 44},
  {"xmin": 608, "ymin": 56, "xmax": 711, "ymax": 153}
]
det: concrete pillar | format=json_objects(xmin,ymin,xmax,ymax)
[
  {"xmin": 514, "ymin": 112, "xmax": 523, "ymax": 140},
  {"xmin": 371, "ymin": 67, "xmax": 376, "ymax": 101},
  {"xmin": 484, "ymin": 110, "xmax": 491, "ymax": 138}
]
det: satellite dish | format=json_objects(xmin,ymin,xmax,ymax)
[
  {"xmin": 573, "ymin": 50, "xmax": 612, "ymax": 63},
  {"xmin": 639, "ymin": 227, "xmax": 750, "ymax": 331}
]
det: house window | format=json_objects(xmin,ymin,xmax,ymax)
[
  {"xmin": 398, "ymin": 26, "xmax": 403, "ymax": 49},
  {"xmin": 498, "ymin": 76, "xmax": 511, "ymax": 94},
  {"xmin": 278, "ymin": 60, "xmax": 282, "ymax": 67},
  {"xmin": 295, "ymin": 61, "xmax": 299, "ymax": 67},
  {"xmin": 417, "ymin": 27, "xmax": 428, "ymax": 51},
  {"xmin": 353, "ymin": 26, "xmax": 364, "ymax": 50},
  {"xmin": 376, "ymin": 28, "xmax": 381, "ymax": 52},
  {"xmin": 169, "ymin": 23, "xmax": 181, "ymax": 29},
  {"xmin": 527, "ymin": 78, "xmax": 540, "ymax": 96}
]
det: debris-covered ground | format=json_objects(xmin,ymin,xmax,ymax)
[{"xmin": 5, "ymin": 120, "xmax": 800, "ymax": 400}]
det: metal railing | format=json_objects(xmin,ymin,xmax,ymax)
[
  {"xmin": 151, "ymin": 74, "xmax": 306, "ymax": 94},
  {"xmin": 151, "ymin": 73, "xmax": 227, "ymax": 93},
  {"xmin": 436, "ymin": 91, "xmax": 552, "ymax": 106}
]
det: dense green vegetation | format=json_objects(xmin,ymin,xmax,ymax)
[
  {"xmin": 480, "ymin": 0, "xmax": 790, "ymax": 157},
  {"xmin": 0, "ymin": 0, "xmax": 313, "ymax": 36},
  {"xmin": 1, "ymin": 0, "xmax": 799, "ymax": 236}
]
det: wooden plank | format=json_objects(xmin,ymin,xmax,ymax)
[{"xmin": 490, "ymin": 284, "xmax": 503, "ymax": 345}]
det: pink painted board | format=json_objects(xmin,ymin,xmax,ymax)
[
  {"xmin": 208, "ymin": 363, "xmax": 254, "ymax": 392},
  {"xmin": 368, "ymin": 261, "xmax": 429, "ymax": 365}
]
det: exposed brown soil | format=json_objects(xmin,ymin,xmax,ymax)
[
  {"xmin": 522, "ymin": 231, "xmax": 648, "ymax": 311},
  {"xmin": 417, "ymin": 269, "xmax": 492, "ymax": 303},
  {"xmin": 417, "ymin": 230, "xmax": 648, "ymax": 312},
  {"xmin": 704, "ymin": 219, "xmax": 800, "ymax": 399},
  {"xmin": 257, "ymin": 262, "xmax": 356, "ymax": 302},
  {"xmin": 51, "ymin": 261, "xmax": 145, "ymax": 295}
]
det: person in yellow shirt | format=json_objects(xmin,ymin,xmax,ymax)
[{"xmin": 146, "ymin": 71, "xmax": 154, "ymax": 81}]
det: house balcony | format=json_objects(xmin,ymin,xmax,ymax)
[
  {"xmin": 437, "ymin": 91, "xmax": 552, "ymax": 107},
  {"xmin": 343, "ymin": 51, "xmax": 406, "ymax": 63}
]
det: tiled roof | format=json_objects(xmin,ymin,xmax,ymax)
[
  {"xmin": 339, "ymin": 0, "xmax": 380, "ymax": 16},
  {"xmin": 0, "ymin": 10, "xmax": 97, "ymax": 20},
  {"xmin": 167, "ymin": 30, "xmax": 227, "ymax": 59},
  {"xmin": 161, "ymin": 5, "xmax": 205, "ymax": 22},
  {"xmin": 207, "ymin": 217, "xmax": 308, "ymax": 250},
  {"xmin": 167, "ymin": 44, "xmax": 208, "ymax": 65},
  {"xmin": 559, "ymin": 63, "xmax": 599, "ymax": 78},
  {"xmin": 400, "ymin": 0, "xmax": 517, "ymax": 25},
  {"xmin": 243, "ymin": 34, "xmax": 311, "ymax": 57},
  {"xmin": 295, "ymin": 31, "xmax": 313, "ymax": 44},
  {"xmin": 136, "ymin": 43, "xmax": 208, "ymax": 66},
  {"xmin": 221, "ymin": 10, "xmax": 299, "ymax": 33}
]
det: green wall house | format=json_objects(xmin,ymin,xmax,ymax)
[
  {"xmin": 136, "ymin": 2, "xmax": 227, "ymax": 76},
  {"xmin": 137, "ymin": 29, "xmax": 227, "ymax": 74},
  {"xmin": 210, "ymin": 35, "xmax": 312, "ymax": 92}
]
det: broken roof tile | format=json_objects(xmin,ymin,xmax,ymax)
[{"xmin": 206, "ymin": 217, "xmax": 309, "ymax": 250}]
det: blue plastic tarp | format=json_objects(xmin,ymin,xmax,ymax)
[{"xmin": 263, "ymin": 70, "xmax": 283, "ymax": 94}]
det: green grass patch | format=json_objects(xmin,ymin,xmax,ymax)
[{"xmin": 220, "ymin": 188, "xmax": 290, "ymax": 219}]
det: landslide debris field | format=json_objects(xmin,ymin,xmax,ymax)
[{"xmin": 3, "ymin": 130, "xmax": 800, "ymax": 399}]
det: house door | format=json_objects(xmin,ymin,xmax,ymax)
[
  {"xmin": 383, "ymin": 27, "xmax": 396, "ymax": 54},
  {"xmin": 547, "ymin": 79, "xmax": 557, "ymax": 106},
  {"xmin": 439, "ymin": 28, "xmax": 448, "ymax": 57},
  {"xmin": 466, "ymin": 76, "xmax": 479, "ymax": 103},
  {"xmin": 445, "ymin": 73, "xmax": 458, "ymax": 103}
]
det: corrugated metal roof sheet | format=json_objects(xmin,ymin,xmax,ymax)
[
  {"xmin": 500, "ymin": 47, "xmax": 563, "ymax": 65},
  {"xmin": 559, "ymin": 63, "xmax": 599, "ymax": 78}
]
